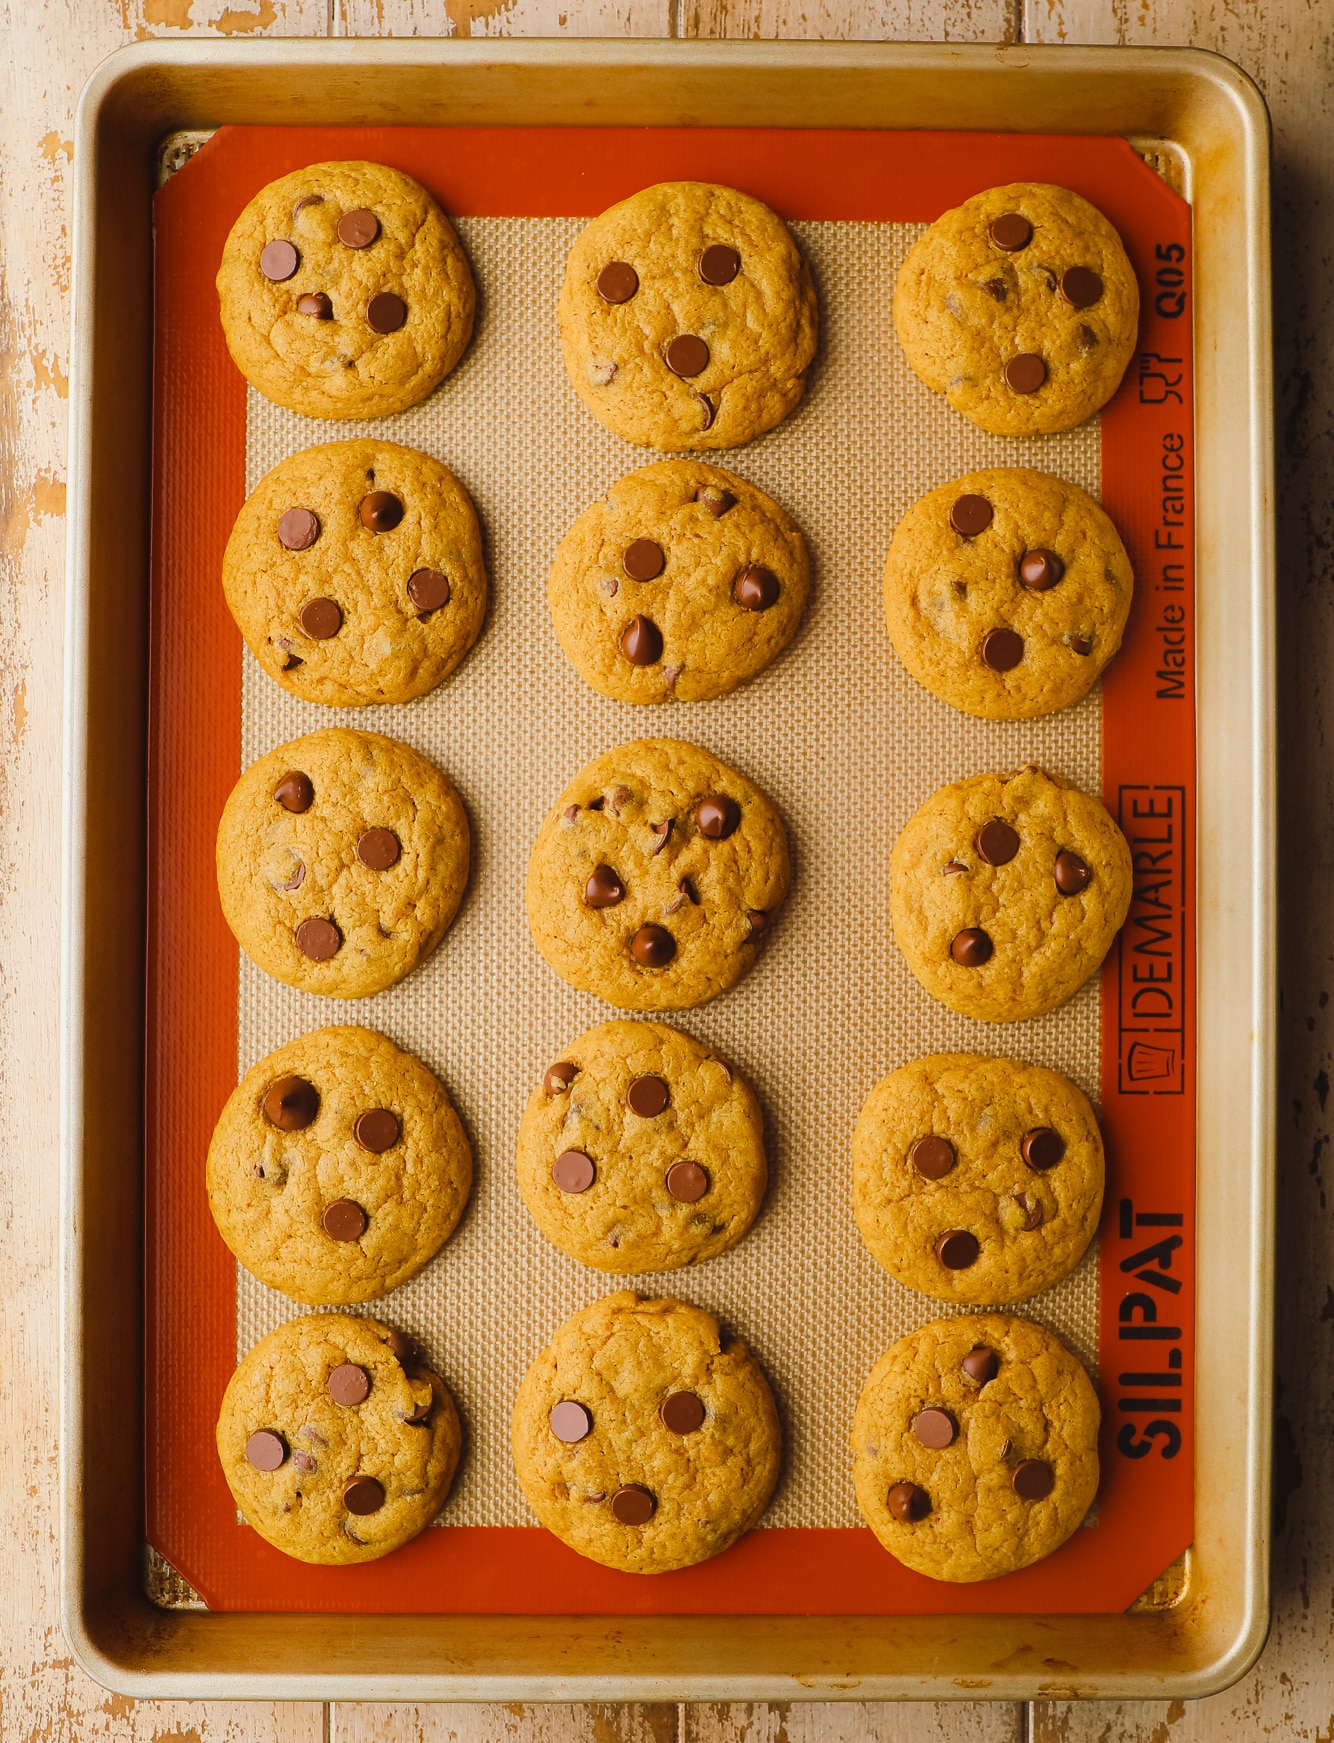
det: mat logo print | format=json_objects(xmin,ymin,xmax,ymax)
[
  {"xmin": 1114, "ymin": 1195, "xmax": 1186, "ymax": 1461},
  {"xmin": 1116, "ymin": 786, "xmax": 1187, "ymax": 1096}
]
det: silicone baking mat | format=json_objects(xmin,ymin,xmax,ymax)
[{"xmin": 146, "ymin": 125, "xmax": 1195, "ymax": 1615}]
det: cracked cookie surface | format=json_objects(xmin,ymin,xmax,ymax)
[
  {"xmin": 208, "ymin": 1025, "xmax": 472, "ymax": 1304},
  {"xmin": 894, "ymin": 181, "xmax": 1139, "ymax": 435},
  {"xmin": 525, "ymin": 737, "xmax": 790, "ymax": 1011},
  {"xmin": 518, "ymin": 1019, "xmax": 766, "ymax": 1273},
  {"xmin": 511, "ymin": 1291, "xmax": 781, "ymax": 1573},
  {"xmin": 852, "ymin": 1053, "xmax": 1102, "ymax": 1304},
  {"xmin": 548, "ymin": 460, "xmax": 810, "ymax": 704},
  {"xmin": 883, "ymin": 467, "xmax": 1133, "ymax": 719},
  {"xmin": 217, "ymin": 159, "xmax": 475, "ymax": 419},
  {"xmin": 217, "ymin": 728, "xmax": 470, "ymax": 999},
  {"xmin": 217, "ymin": 1312, "xmax": 462, "ymax": 1565},
  {"xmin": 559, "ymin": 181, "xmax": 818, "ymax": 451},
  {"xmin": 223, "ymin": 439, "xmax": 487, "ymax": 707},
  {"xmin": 851, "ymin": 1312, "xmax": 1099, "ymax": 1582},
  {"xmin": 890, "ymin": 765, "xmax": 1132, "ymax": 1023}
]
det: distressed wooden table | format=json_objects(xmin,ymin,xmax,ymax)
[{"xmin": 3, "ymin": 0, "xmax": 1326, "ymax": 1736}]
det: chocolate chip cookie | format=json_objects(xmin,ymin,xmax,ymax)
[
  {"xmin": 559, "ymin": 181, "xmax": 818, "ymax": 451},
  {"xmin": 217, "ymin": 1312, "xmax": 461, "ymax": 1565},
  {"xmin": 525, "ymin": 738, "xmax": 790, "ymax": 1011},
  {"xmin": 894, "ymin": 182, "xmax": 1139, "ymax": 435},
  {"xmin": 883, "ymin": 467, "xmax": 1133, "ymax": 719},
  {"xmin": 517, "ymin": 1019, "xmax": 766, "ymax": 1273},
  {"xmin": 852, "ymin": 1053, "xmax": 1103, "ymax": 1304},
  {"xmin": 217, "ymin": 160, "xmax": 475, "ymax": 419},
  {"xmin": 223, "ymin": 438, "xmax": 488, "ymax": 707},
  {"xmin": 851, "ymin": 1312, "xmax": 1100, "ymax": 1582},
  {"xmin": 891, "ymin": 765, "xmax": 1132, "ymax": 1023},
  {"xmin": 208, "ymin": 1025, "xmax": 473, "ymax": 1304},
  {"xmin": 548, "ymin": 459, "xmax": 810, "ymax": 704},
  {"xmin": 216, "ymin": 728, "xmax": 470, "ymax": 999},
  {"xmin": 511, "ymin": 1291, "xmax": 781, "ymax": 1573}
]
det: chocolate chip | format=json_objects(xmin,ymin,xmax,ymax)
[
  {"xmin": 666, "ymin": 1160, "xmax": 709, "ymax": 1202},
  {"xmin": 584, "ymin": 864, "xmax": 624, "ymax": 908},
  {"xmin": 943, "ymin": 861, "xmax": 967, "ymax": 875},
  {"xmin": 696, "ymin": 795, "xmax": 740, "ymax": 840},
  {"xmin": 295, "ymin": 916, "xmax": 341, "ymax": 960},
  {"xmin": 1068, "ymin": 635, "xmax": 1093, "ymax": 656},
  {"xmin": 299, "ymin": 598, "xmax": 342, "ymax": 640},
  {"xmin": 355, "ymin": 1108, "xmax": 400, "ymax": 1153},
  {"xmin": 1012, "ymin": 1459, "xmax": 1055, "ymax": 1501},
  {"xmin": 366, "ymin": 291, "xmax": 407, "ymax": 334},
  {"xmin": 949, "ymin": 494, "xmax": 993, "ymax": 537},
  {"xmin": 293, "ymin": 193, "xmax": 324, "ymax": 214},
  {"xmin": 1076, "ymin": 323, "xmax": 1098, "ymax": 350},
  {"xmin": 404, "ymin": 1402, "xmax": 432, "ymax": 1425},
  {"xmin": 648, "ymin": 820, "xmax": 672, "ymax": 855},
  {"xmin": 623, "ymin": 539, "xmax": 665, "ymax": 581},
  {"xmin": 245, "ymin": 1430, "xmax": 287, "ymax": 1471},
  {"xmin": 981, "ymin": 627, "xmax": 1023, "ymax": 671},
  {"xmin": 360, "ymin": 490, "xmax": 404, "ymax": 532},
  {"xmin": 734, "ymin": 565, "xmax": 779, "ymax": 611},
  {"xmin": 1004, "ymin": 353, "xmax": 1047, "ymax": 394},
  {"xmin": 627, "ymin": 1075, "xmax": 669, "ymax": 1117},
  {"xmin": 274, "ymin": 770, "xmax": 314, "ymax": 813},
  {"xmin": 297, "ymin": 291, "xmax": 333, "ymax": 320},
  {"xmin": 260, "ymin": 239, "xmax": 299, "ymax": 281},
  {"xmin": 553, "ymin": 1150, "xmax": 595, "ymax": 1193},
  {"xmin": 337, "ymin": 208, "xmax": 379, "ymax": 249},
  {"xmin": 632, "ymin": 924, "xmax": 675, "ymax": 967},
  {"xmin": 983, "ymin": 277, "xmax": 1008, "ymax": 301},
  {"xmin": 342, "ymin": 1475, "xmax": 386, "ymax": 1514},
  {"xmin": 696, "ymin": 393, "xmax": 716, "ymax": 429},
  {"xmin": 936, "ymin": 1228, "xmax": 979, "ymax": 1269},
  {"xmin": 989, "ymin": 213, "xmax": 1032, "ymax": 251},
  {"xmin": 263, "ymin": 1074, "xmax": 319, "ymax": 1131},
  {"xmin": 1022, "ymin": 1127, "xmax": 1066, "ymax": 1171},
  {"xmin": 278, "ymin": 507, "xmax": 319, "ymax": 551},
  {"xmin": 910, "ymin": 1135, "xmax": 955, "ymax": 1180},
  {"xmin": 544, "ymin": 1062, "xmax": 577, "ymax": 1095},
  {"xmin": 322, "ymin": 1198, "xmax": 367, "ymax": 1241},
  {"xmin": 696, "ymin": 485, "xmax": 736, "ymax": 517},
  {"xmin": 407, "ymin": 569, "xmax": 450, "ymax": 611},
  {"xmin": 887, "ymin": 1481, "xmax": 931, "ymax": 1522},
  {"xmin": 747, "ymin": 910, "xmax": 768, "ymax": 936},
  {"xmin": 292, "ymin": 1449, "xmax": 317, "ymax": 1472},
  {"xmin": 1019, "ymin": 549, "xmax": 1065, "ymax": 590},
  {"xmin": 611, "ymin": 1483, "xmax": 656, "ymax": 1525},
  {"xmin": 1016, "ymin": 1192, "xmax": 1043, "ymax": 1230},
  {"xmin": 912, "ymin": 1408, "xmax": 957, "ymax": 1449},
  {"xmin": 698, "ymin": 242, "xmax": 742, "ymax": 283},
  {"xmin": 386, "ymin": 1328, "xmax": 417, "ymax": 1366},
  {"xmin": 549, "ymin": 1400, "xmax": 592, "ymax": 1442},
  {"xmin": 665, "ymin": 334, "xmax": 709, "ymax": 378},
  {"xmin": 1060, "ymin": 266, "xmax": 1104, "ymax": 309},
  {"xmin": 950, "ymin": 928, "xmax": 993, "ymax": 967},
  {"xmin": 357, "ymin": 827, "xmax": 401, "ymax": 870},
  {"xmin": 596, "ymin": 261, "xmax": 638, "ymax": 303},
  {"xmin": 660, "ymin": 1391, "xmax": 705, "ymax": 1433},
  {"xmin": 327, "ymin": 1362, "xmax": 370, "ymax": 1407},
  {"xmin": 620, "ymin": 615, "xmax": 663, "ymax": 666},
  {"xmin": 961, "ymin": 1346, "xmax": 999, "ymax": 1384},
  {"xmin": 976, "ymin": 820, "xmax": 1020, "ymax": 866},
  {"xmin": 1054, "ymin": 850, "xmax": 1092, "ymax": 894}
]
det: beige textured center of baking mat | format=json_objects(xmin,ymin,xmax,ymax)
[{"xmin": 237, "ymin": 216, "xmax": 1102, "ymax": 1531}]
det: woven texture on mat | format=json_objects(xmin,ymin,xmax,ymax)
[{"xmin": 236, "ymin": 216, "xmax": 1103, "ymax": 1531}]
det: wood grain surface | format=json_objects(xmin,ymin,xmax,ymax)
[{"xmin": 2, "ymin": 0, "xmax": 1325, "ymax": 1734}]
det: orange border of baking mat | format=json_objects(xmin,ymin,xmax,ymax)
[{"xmin": 146, "ymin": 125, "xmax": 1194, "ymax": 1614}]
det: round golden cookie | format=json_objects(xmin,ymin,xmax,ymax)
[
  {"xmin": 883, "ymin": 467, "xmax": 1133, "ymax": 720},
  {"xmin": 891, "ymin": 765, "xmax": 1132, "ymax": 1023},
  {"xmin": 207, "ymin": 1025, "xmax": 473, "ymax": 1305},
  {"xmin": 852, "ymin": 1313, "xmax": 1099, "ymax": 1582},
  {"xmin": 217, "ymin": 1312, "xmax": 462, "ymax": 1565},
  {"xmin": 222, "ymin": 439, "xmax": 487, "ymax": 708},
  {"xmin": 525, "ymin": 738, "xmax": 790, "ymax": 1012},
  {"xmin": 894, "ymin": 182, "xmax": 1139, "ymax": 435},
  {"xmin": 548, "ymin": 460, "xmax": 810, "ymax": 704},
  {"xmin": 217, "ymin": 728, "xmax": 469, "ymax": 1000},
  {"xmin": 511, "ymin": 1291, "xmax": 781, "ymax": 1573},
  {"xmin": 216, "ymin": 160, "xmax": 475, "ymax": 419},
  {"xmin": 559, "ymin": 181, "xmax": 818, "ymax": 451},
  {"xmin": 852, "ymin": 1053, "xmax": 1102, "ymax": 1304},
  {"xmin": 518, "ymin": 1020, "xmax": 765, "ymax": 1273}
]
